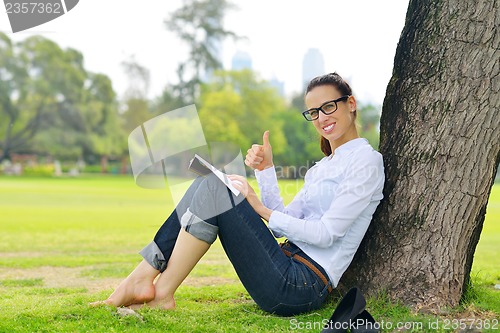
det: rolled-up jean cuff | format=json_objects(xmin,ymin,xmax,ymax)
[
  {"xmin": 181, "ymin": 208, "xmax": 219, "ymax": 244},
  {"xmin": 139, "ymin": 241, "xmax": 167, "ymax": 272}
]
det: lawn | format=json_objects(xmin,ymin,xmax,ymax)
[{"xmin": 0, "ymin": 175, "xmax": 498, "ymax": 332}]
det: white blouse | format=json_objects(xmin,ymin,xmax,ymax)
[{"xmin": 255, "ymin": 138, "xmax": 385, "ymax": 287}]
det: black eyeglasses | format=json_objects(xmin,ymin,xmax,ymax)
[{"xmin": 302, "ymin": 95, "xmax": 350, "ymax": 121}]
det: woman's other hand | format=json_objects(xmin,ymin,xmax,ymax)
[
  {"xmin": 245, "ymin": 131, "xmax": 274, "ymax": 171},
  {"xmin": 228, "ymin": 175, "xmax": 272, "ymax": 221}
]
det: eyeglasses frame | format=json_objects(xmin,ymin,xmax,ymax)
[{"xmin": 302, "ymin": 95, "xmax": 351, "ymax": 121}]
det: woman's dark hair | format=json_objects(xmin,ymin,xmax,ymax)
[{"xmin": 305, "ymin": 72, "xmax": 353, "ymax": 156}]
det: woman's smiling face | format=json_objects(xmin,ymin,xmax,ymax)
[{"xmin": 305, "ymin": 84, "xmax": 358, "ymax": 152}]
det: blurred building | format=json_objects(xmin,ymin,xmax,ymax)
[
  {"xmin": 231, "ymin": 51, "xmax": 253, "ymax": 70},
  {"xmin": 269, "ymin": 76, "xmax": 285, "ymax": 97},
  {"xmin": 302, "ymin": 48, "xmax": 325, "ymax": 89}
]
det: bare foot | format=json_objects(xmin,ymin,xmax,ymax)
[
  {"xmin": 128, "ymin": 295, "xmax": 176, "ymax": 310},
  {"xmin": 90, "ymin": 276, "xmax": 156, "ymax": 308}
]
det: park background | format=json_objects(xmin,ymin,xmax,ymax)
[{"xmin": 1, "ymin": 0, "xmax": 499, "ymax": 332}]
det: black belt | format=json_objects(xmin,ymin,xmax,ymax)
[{"xmin": 281, "ymin": 242, "xmax": 333, "ymax": 294}]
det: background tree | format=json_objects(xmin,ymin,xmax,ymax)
[
  {"xmin": 197, "ymin": 69, "xmax": 287, "ymax": 170},
  {"xmin": 164, "ymin": 0, "xmax": 238, "ymax": 104},
  {"xmin": 280, "ymin": 98, "xmax": 322, "ymax": 172},
  {"xmin": 0, "ymin": 33, "xmax": 122, "ymax": 164},
  {"xmin": 342, "ymin": 0, "xmax": 499, "ymax": 308},
  {"xmin": 120, "ymin": 58, "xmax": 153, "ymax": 133},
  {"xmin": 29, "ymin": 45, "xmax": 122, "ymax": 166},
  {"xmin": 356, "ymin": 103, "xmax": 381, "ymax": 150},
  {"xmin": 82, "ymin": 74, "xmax": 124, "ymax": 172},
  {"xmin": 0, "ymin": 33, "xmax": 29, "ymax": 162},
  {"xmin": 0, "ymin": 34, "xmax": 86, "ymax": 161},
  {"xmin": 150, "ymin": 87, "xmax": 186, "ymax": 118}
]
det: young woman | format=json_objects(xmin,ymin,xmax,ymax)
[{"xmin": 91, "ymin": 72, "xmax": 385, "ymax": 316}]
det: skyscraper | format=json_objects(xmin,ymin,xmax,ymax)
[
  {"xmin": 231, "ymin": 51, "xmax": 253, "ymax": 71},
  {"xmin": 302, "ymin": 48, "xmax": 325, "ymax": 89},
  {"xmin": 269, "ymin": 76, "xmax": 285, "ymax": 97}
]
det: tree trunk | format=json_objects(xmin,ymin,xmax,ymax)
[
  {"xmin": 100, "ymin": 155, "xmax": 108, "ymax": 174},
  {"xmin": 120, "ymin": 155, "xmax": 128, "ymax": 175},
  {"xmin": 0, "ymin": 150, "xmax": 9, "ymax": 163},
  {"xmin": 341, "ymin": 0, "xmax": 499, "ymax": 308},
  {"xmin": 1, "ymin": 114, "xmax": 14, "ymax": 163}
]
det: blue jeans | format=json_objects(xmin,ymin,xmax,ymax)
[{"xmin": 140, "ymin": 175, "xmax": 332, "ymax": 316}]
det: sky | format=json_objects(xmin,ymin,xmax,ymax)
[{"xmin": 1, "ymin": 0, "xmax": 410, "ymax": 105}]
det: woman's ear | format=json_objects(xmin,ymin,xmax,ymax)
[{"xmin": 348, "ymin": 95, "xmax": 357, "ymax": 112}]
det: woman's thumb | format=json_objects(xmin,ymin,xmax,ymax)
[{"xmin": 263, "ymin": 130, "xmax": 271, "ymax": 147}]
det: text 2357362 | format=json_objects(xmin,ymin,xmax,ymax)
[{"xmin": 5, "ymin": 2, "xmax": 62, "ymax": 14}]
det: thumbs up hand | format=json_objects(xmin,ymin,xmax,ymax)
[{"xmin": 245, "ymin": 130, "xmax": 274, "ymax": 171}]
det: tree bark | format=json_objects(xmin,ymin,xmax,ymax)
[{"xmin": 341, "ymin": 0, "xmax": 499, "ymax": 308}]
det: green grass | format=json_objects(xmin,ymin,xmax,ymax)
[{"xmin": 0, "ymin": 175, "xmax": 498, "ymax": 332}]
